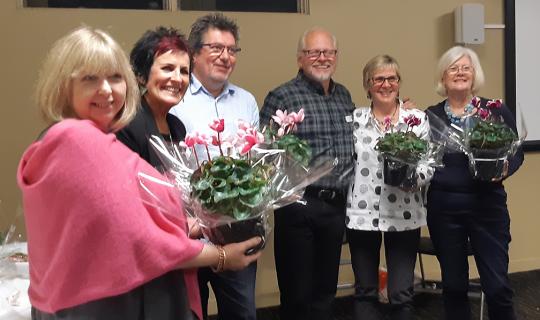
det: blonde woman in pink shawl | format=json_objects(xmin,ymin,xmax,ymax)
[{"xmin": 17, "ymin": 26, "xmax": 261, "ymax": 320}]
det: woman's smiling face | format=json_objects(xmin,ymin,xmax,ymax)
[
  {"xmin": 369, "ymin": 67, "xmax": 400, "ymax": 106},
  {"xmin": 71, "ymin": 72, "xmax": 126, "ymax": 131},
  {"xmin": 144, "ymin": 50, "xmax": 190, "ymax": 110}
]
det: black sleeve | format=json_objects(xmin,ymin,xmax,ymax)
[
  {"xmin": 260, "ymin": 90, "xmax": 284, "ymax": 128},
  {"xmin": 116, "ymin": 118, "xmax": 150, "ymax": 163},
  {"xmin": 498, "ymin": 103, "xmax": 524, "ymax": 177}
]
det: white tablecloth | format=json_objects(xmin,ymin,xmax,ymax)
[{"xmin": 0, "ymin": 242, "xmax": 31, "ymax": 320}]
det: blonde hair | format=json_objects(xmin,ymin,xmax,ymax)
[
  {"xmin": 362, "ymin": 54, "xmax": 401, "ymax": 97},
  {"xmin": 435, "ymin": 46, "xmax": 485, "ymax": 97},
  {"xmin": 35, "ymin": 26, "xmax": 139, "ymax": 132}
]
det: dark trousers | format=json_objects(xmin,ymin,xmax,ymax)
[
  {"xmin": 274, "ymin": 194, "xmax": 346, "ymax": 320},
  {"xmin": 346, "ymin": 228, "xmax": 419, "ymax": 320},
  {"xmin": 198, "ymin": 263, "xmax": 257, "ymax": 320},
  {"xmin": 427, "ymin": 189, "xmax": 516, "ymax": 320}
]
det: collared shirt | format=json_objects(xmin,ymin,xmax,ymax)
[
  {"xmin": 169, "ymin": 74, "xmax": 259, "ymax": 160},
  {"xmin": 260, "ymin": 70, "xmax": 355, "ymax": 191},
  {"xmin": 346, "ymin": 105, "xmax": 431, "ymax": 232}
]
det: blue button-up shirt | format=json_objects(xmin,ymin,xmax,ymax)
[{"xmin": 170, "ymin": 75, "xmax": 259, "ymax": 160}]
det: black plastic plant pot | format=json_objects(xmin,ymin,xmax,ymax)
[
  {"xmin": 201, "ymin": 215, "xmax": 267, "ymax": 255},
  {"xmin": 383, "ymin": 158, "xmax": 416, "ymax": 188},
  {"xmin": 469, "ymin": 148, "xmax": 507, "ymax": 181}
]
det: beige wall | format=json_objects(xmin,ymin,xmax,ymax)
[{"xmin": 1, "ymin": 0, "xmax": 538, "ymax": 310}]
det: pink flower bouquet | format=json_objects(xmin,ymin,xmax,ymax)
[{"xmin": 148, "ymin": 109, "xmax": 334, "ymax": 250}]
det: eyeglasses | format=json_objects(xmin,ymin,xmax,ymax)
[
  {"xmin": 201, "ymin": 43, "xmax": 241, "ymax": 57},
  {"xmin": 447, "ymin": 64, "xmax": 473, "ymax": 74},
  {"xmin": 302, "ymin": 49, "xmax": 338, "ymax": 60},
  {"xmin": 371, "ymin": 76, "xmax": 400, "ymax": 86}
]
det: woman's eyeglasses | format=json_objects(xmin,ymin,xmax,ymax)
[
  {"xmin": 371, "ymin": 76, "xmax": 400, "ymax": 86},
  {"xmin": 447, "ymin": 65, "xmax": 473, "ymax": 74}
]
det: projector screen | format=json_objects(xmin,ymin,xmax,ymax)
[{"xmin": 506, "ymin": 0, "xmax": 540, "ymax": 151}]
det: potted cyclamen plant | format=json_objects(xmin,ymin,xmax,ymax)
[
  {"xmin": 143, "ymin": 107, "xmax": 325, "ymax": 252},
  {"xmin": 264, "ymin": 109, "xmax": 311, "ymax": 167},
  {"xmin": 466, "ymin": 97, "xmax": 518, "ymax": 181},
  {"xmin": 184, "ymin": 120, "xmax": 269, "ymax": 251},
  {"xmin": 375, "ymin": 114, "xmax": 428, "ymax": 187},
  {"xmin": 262, "ymin": 109, "xmax": 312, "ymax": 186}
]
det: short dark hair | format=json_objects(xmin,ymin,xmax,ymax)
[
  {"xmin": 130, "ymin": 26, "xmax": 190, "ymax": 85},
  {"xmin": 189, "ymin": 13, "xmax": 239, "ymax": 53}
]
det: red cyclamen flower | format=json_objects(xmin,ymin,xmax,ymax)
[
  {"xmin": 477, "ymin": 108, "xmax": 490, "ymax": 120},
  {"xmin": 383, "ymin": 116, "xmax": 392, "ymax": 131},
  {"xmin": 404, "ymin": 114, "xmax": 421, "ymax": 128},
  {"xmin": 209, "ymin": 118, "xmax": 225, "ymax": 133},
  {"xmin": 196, "ymin": 133, "xmax": 211, "ymax": 146},
  {"xmin": 471, "ymin": 96, "xmax": 481, "ymax": 108},
  {"xmin": 239, "ymin": 128, "xmax": 264, "ymax": 155},
  {"xmin": 181, "ymin": 132, "xmax": 198, "ymax": 148},
  {"xmin": 486, "ymin": 99, "xmax": 503, "ymax": 109},
  {"xmin": 211, "ymin": 135, "xmax": 220, "ymax": 146}
]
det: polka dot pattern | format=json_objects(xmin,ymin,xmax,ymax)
[
  {"xmin": 357, "ymin": 200, "xmax": 367, "ymax": 209},
  {"xmin": 345, "ymin": 107, "xmax": 429, "ymax": 232},
  {"xmin": 358, "ymin": 184, "xmax": 368, "ymax": 194}
]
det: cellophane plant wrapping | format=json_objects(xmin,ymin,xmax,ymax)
[
  {"xmin": 374, "ymin": 113, "xmax": 443, "ymax": 188},
  {"xmin": 466, "ymin": 98, "xmax": 517, "ymax": 151},
  {"xmin": 429, "ymin": 97, "xmax": 526, "ymax": 181},
  {"xmin": 147, "ymin": 109, "xmax": 334, "ymax": 248}
]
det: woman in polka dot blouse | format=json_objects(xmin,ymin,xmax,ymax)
[{"xmin": 345, "ymin": 55, "xmax": 432, "ymax": 320}]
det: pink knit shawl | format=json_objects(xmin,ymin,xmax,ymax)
[{"xmin": 17, "ymin": 119, "xmax": 204, "ymax": 317}]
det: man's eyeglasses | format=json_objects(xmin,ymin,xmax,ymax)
[
  {"xmin": 201, "ymin": 43, "xmax": 241, "ymax": 57},
  {"xmin": 302, "ymin": 49, "xmax": 338, "ymax": 60},
  {"xmin": 371, "ymin": 76, "xmax": 400, "ymax": 86},
  {"xmin": 447, "ymin": 65, "xmax": 473, "ymax": 74}
]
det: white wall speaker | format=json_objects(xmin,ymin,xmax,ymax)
[{"xmin": 454, "ymin": 3, "xmax": 485, "ymax": 44}]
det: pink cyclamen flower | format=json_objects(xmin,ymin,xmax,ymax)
[
  {"xmin": 271, "ymin": 109, "xmax": 289, "ymax": 126},
  {"xmin": 221, "ymin": 135, "xmax": 238, "ymax": 150},
  {"xmin": 196, "ymin": 133, "xmax": 211, "ymax": 146},
  {"xmin": 383, "ymin": 116, "xmax": 392, "ymax": 131},
  {"xmin": 209, "ymin": 118, "xmax": 225, "ymax": 133},
  {"xmin": 211, "ymin": 135, "xmax": 220, "ymax": 146},
  {"xmin": 237, "ymin": 120, "xmax": 250, "ymax": 131},
  {"xmin": 486, "ymin": 99, "xmax": 503, "ymax": 109},
  {"xmin": 181, "ymin": 132, "xmax": 199, "ymax": 148},
  {"xmin": 471, "ymin": 96, "xmax": 481, "ymax": 108},
  {"xmin": 404, "ymin": 114, "xmax": 421, "ymax": 128},
  {"xmin": 239, "ymin": 128, "xmax": 264, "ymax": 155},
  {"xmin": 288, "ymin": 108, "xmax": 305, "ymax": 124},
  {"xmin": 477, "ymin": 108, "xmax": 491, "ymax": 120}
]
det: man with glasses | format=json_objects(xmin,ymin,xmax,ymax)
[
  {"xmin": 259, "ymin": 27, "xmax": 355, "ymax": 320},
  {"xmin": 170, "ymin": 13, "xmax": 259, "ymax": 320}
]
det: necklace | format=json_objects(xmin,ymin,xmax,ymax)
[{"xmin": 444, "ymin": 98, "xmax": 475, "ymax": 125}]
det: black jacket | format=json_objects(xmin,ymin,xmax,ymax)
[{"xmin": 116, "ymin": 97, "xmax": 186, "ymax": 170}]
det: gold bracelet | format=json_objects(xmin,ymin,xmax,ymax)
[{"xmin": 212, "ymin": 245, "xmax": 226, "ymax": 273}]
